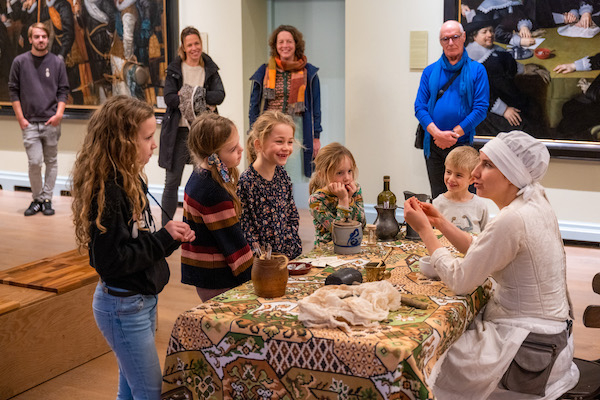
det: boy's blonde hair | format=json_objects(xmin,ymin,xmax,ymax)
[
  {"xmin": 445, "ymin": 146, "xmax": 480, "ymax": 175},
  {"xmin": 246, "ymin": 110, "xmax": 296, "ymax": 164},
  {"xmin": 309, "ymin": 143, "xmax": 358, "ymax": 194},
  {"xmin": 187, "ymin": 113, "xmax": 241, "ymax": 214}
]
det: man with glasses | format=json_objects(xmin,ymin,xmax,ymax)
[{"xmin": 414, "ymin": 20, "xmax": 489, "ymax": 199}]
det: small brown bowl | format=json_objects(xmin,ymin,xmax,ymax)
[
  {"xmin": 535, "ymin": 48, "xmax": 552, "ymax": 59},
  {"xmin": 287, "ymin": 261, "xmax": 312, "ymax": 275}
]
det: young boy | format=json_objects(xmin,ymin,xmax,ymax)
[{"xmin": 432, "ymin": 146, "xmax": 489, "ymax": 233}]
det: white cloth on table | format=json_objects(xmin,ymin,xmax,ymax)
[
  {"xmin": 297, "ymin": 280, "xmax": 401, "ymax": 332},
  {"xmin": 426, "ymin": 190, "xmax": 578, "ymax": 399},
  {"xmin": 557, "ymin": 24, "xmax": 600, "ymax": 38}
]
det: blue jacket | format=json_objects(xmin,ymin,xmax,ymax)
[
  {"xmin": 249, "ymin": 63, "xmax": 322, "ymax": 177},
  {"xmin": 414, "ymin": 56, "xmax": 489, "ymax": 155}
]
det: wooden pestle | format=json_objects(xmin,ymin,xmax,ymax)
[
  {"xmin": 375, "ymin": 247, "xmax": 394, "ymax": 268},
  {"xmin": 401, "ymin": 297, "xmax": 429, "ymax": 309}
]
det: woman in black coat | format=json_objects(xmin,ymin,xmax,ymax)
[{"xmin": 158, "ymin": 26, "xmax": 225, "ymax": 226}]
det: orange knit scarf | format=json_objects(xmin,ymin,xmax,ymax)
[{"xmin": 263, "ymin": 55, "xmax": 307, "ymax": 114}]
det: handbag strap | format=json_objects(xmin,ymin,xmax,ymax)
[{"xmin": 436, "ymin": 69, "xmax": 461, "ymax": 101}]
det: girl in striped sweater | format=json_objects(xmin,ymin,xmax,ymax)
[{"xmin": 181, "ymin": 113, "xmax": 253, "ymax": 301}]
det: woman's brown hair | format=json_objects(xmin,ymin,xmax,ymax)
[
  {"xmin": 71, "ymin": 95, "xmax": 155, "ymax": 251},
  {"xmin": 268, "ymin": 25, "xmax": 305, "ymax": 60},
  {"xmin": 178, "ymin": 26, "xmax": 204, "ymax": 67},
  {"xmin": 187, "ymin": 113, "xmax": 241, "ymax": 214}
]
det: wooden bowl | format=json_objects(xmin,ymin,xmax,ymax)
[
  {"xmin": 287, "ymin": 261, "xmax": 312, "ymax": 275},
  {"xmin": 535, "ymin": 48, "xmax": 552, "ymax": 59}
]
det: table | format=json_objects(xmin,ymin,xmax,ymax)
[
  {"xmin": 517, "ymin": 27, "xmax": 600, "ymax": 128},
  {"xmin": 161, "ymin": 240, "xmax": 491, "ymax": 400}
]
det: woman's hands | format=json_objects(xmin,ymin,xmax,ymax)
[
  {"xmin": 313, "ymin": 138, "xmax": 321, "ymax": 158},
  {"xmin": 165, "ymin": 221, "xmax": 196, "ymax": 243},
  {"xmin": 404, "ymin": 197, "xmax": 472, "ymax": 255},
  {"xmin": 403, "ymin": 197, "xmax": 434, "ymax": 233},
  {"xmin": 404, "ymin": 197, "xmax": 445, "ymax": 255}
]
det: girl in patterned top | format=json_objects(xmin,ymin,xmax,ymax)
[
  {"xmin": 182, "ymin": 113, "xmax": 253, "ymax": 302},
  {"xmin": 238, "ymin": 110, "xmax": 302, "ymax": 259},
  {"xmin": 308, "ymin": 143, "xmax": 366, "ymax": 245}
]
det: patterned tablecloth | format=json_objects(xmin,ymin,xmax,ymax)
[{"xmin": 161, "ymin": 239, "xmax": 492, "ymax": 400}]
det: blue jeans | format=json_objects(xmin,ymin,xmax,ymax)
[{"xmin": 92, "ymin": 282, "xmax": 161, "ymax": 400}]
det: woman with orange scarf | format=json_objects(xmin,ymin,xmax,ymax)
[{"xmin": 249, "ymin": 25, "xmax": 322, "ymax": 183}]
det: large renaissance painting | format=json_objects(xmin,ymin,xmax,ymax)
[
  {"xmin": 445, "ymin": 0, "xmax": 600, "ymax": 159},
  {"xmin": 0, "ymin": 0, "xmax": 168, "ymax": 110}
]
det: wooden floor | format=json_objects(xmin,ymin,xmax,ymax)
[{"xmin": 1, "ymin": 189, "xmax": 599, "ymax": 399}]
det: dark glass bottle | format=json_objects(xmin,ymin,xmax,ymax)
[{"xmin": 377, "ymin": 176, "xmax": 396, "ymax": 208}]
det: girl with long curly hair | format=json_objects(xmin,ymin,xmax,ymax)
[{"xmin": 70, "ymin": 95, "xmax": 194, "ymax": 399}]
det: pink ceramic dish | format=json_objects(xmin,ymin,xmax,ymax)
[{"xmin": 287, "ymin": 261, "xmax": 312, "ymax": 275}]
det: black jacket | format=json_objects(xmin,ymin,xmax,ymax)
[
  {"xmin": 89, "ymin": 177, "xmax": 180, "ymax": 295},
  {"xmin": 158, "ymin": 54, "xmax": 225, "ymax": 170}
]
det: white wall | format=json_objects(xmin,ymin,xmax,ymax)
[
  {"xmin": 346, "ymin": 0, "xmax": 443, "ymax": 208},
  {"xmin": 271, "ymin": 0, "xmax": 345, "ymax": 146},
  {"xmin": 153, "ymin": 0, "xmax": 247, "ymax": 190},
  {"xmin": 0, "ymin": 0, "xmax": 598, "ymax": 241},
  {"xmin": 345, "ymin": 0, "xmax": 600, "ymax": 240}
]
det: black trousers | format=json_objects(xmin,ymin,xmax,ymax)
[{"xmin": 161, "ymin": 127, "xmax": 190, "ymax": 226}]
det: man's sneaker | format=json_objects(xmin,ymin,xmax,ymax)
[
  {"xmin": 24, "ymin": 200, "xmax": 42, "ymax": 216},
  {"xmin": 41, "ymin": 200, "xmax": 55, "ymax": 216}
]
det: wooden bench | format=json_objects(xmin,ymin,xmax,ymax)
[{"xmin": 0, "ymin": 250, "xmax": 110, "ymax": 399}]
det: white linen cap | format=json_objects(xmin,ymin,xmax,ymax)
[{"xmin": 480, "ymin": 131, "xmax": 550, "ymax": 199}]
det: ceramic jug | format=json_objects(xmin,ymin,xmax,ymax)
[
  {"xmin": 332, "ymin": 219, "xmax": 363, "ymax": 254},
  {"xmin": 251, "ymin": 253, "xmax": 289, "ymax": 298},
  {"xmin": 403, "ymin": 191, "xmax": 431, "ymax": 240},
  {"xmin": 374, "ymin": 205, "xmax": 400, "ymax": 241}
]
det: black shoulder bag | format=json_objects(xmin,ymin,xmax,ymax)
[{"xmin": 414, "ymin": 69, "xmax": 462, "ymax": 149}]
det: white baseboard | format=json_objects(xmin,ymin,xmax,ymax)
[{"xmin": 1, "ymin": 172, "xmax": 597, "ymax": 243}]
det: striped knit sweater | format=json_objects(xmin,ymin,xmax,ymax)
[{"xmin": 181, "ymin": 169, "xmax": 253, "ymax": 289}]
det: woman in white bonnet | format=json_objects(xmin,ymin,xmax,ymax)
[{"xmin": 404, "ymin": 130, "xmax": 578, "ymax": 399}]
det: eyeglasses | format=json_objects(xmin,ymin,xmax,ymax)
[{"xmin": 440, "ymin": 34, "xmax": 462, "ymax": 44}]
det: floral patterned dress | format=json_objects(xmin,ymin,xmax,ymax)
[
  {"xmin": 308, "ymin": 184, "xmax": 366, "ymax": 245},
  {"xmin": 237, "ymin": 165, "xmax": 302, "ymax": 259}
]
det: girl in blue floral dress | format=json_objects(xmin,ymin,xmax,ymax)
[{"xmin": 237, "ymin": 110, "xmax": 302, "ymax": 259}]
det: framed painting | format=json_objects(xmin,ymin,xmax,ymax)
[
  {"xmin": 0, "ymin": 0, "xmax": 175, "ymax": 116},
  {"xmin": 444, "ymin": 0, "xmax": 600, "ymax": 160}
]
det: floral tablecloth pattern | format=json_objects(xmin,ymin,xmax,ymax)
[{"xmin": 162, "ymin": 241, "xmax": 491, "ymax": 400}]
